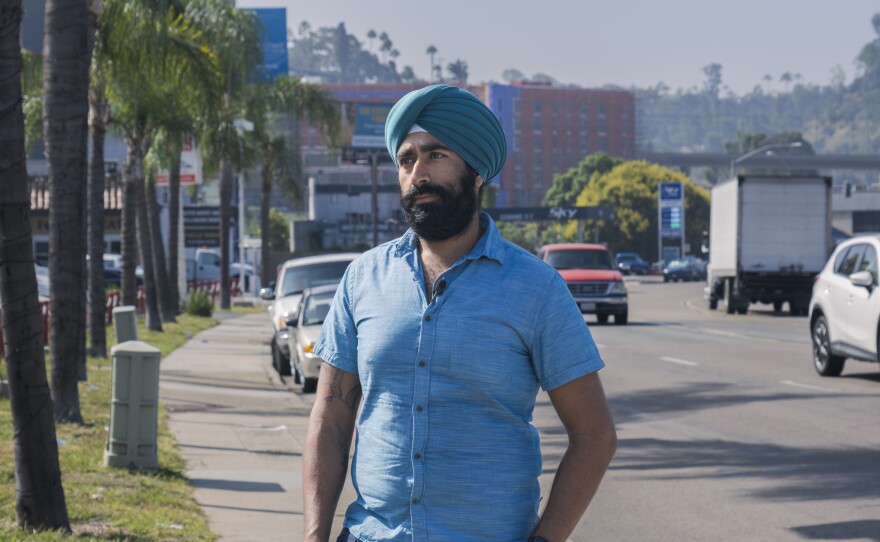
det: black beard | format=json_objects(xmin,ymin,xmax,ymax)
[{"xmin": 400, "ymin": 167, "xmax": 479, "ymax": 242}]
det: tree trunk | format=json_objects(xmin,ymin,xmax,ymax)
[
  {"xmin": 167, "ymin": 139, "xmax": 182, "ymax": 314},
  {"xmin": 135, "ymin": 176, "xmax": 163, "ymax": 331},
  {"xmin": 87, "ymin": 94, "xmax": 109, "ymax": 357},
  {"xmin": 44, "ymin": 0, "xmax": 89, "ymax": 424},
  {"xmin": 146, "ymin": 176, "xmax": 176, "ymax": 323},
  {"xmin": 219, "ymin": 159, "xmax": 233, "ymax": 309},
  {"xmin": 121, "ymin": 133, "xmax": 146, "ymax": 307},
  {"xmin": 0, "ymin": 0, "xmax": 71, "ymax": 530},
  {"xmin": 260, "ymin": 161, "xmax": 272, "ymax": 286}
]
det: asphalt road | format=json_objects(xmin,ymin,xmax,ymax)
[
  {"xmin": 564, "ymin": 276, "xmax": 880, "ymax": 542},
  {"xmin": 288, "ymin": 276, "xmax": 880, "ymax": 541}
]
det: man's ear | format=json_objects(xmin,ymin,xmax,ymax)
[{"xmin": 475, "ymin": 175, "xmax": 484, "ymax": 190}]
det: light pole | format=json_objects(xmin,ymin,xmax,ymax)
[{"xmin": 730, "ymin": 141, "xmax": 803, "ymax": 178}]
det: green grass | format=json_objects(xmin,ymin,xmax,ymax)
[{"xmin": 0, "ymin": 314, "xmax": 219, "ymax": 540}]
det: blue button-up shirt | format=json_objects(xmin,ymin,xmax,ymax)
[{"xmin": 314, "ymin": 213, "xmax": 604, "ymax": 542}]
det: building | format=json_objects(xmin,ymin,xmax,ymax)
[{"xmin": 486, "ymin": 82, "xmax": 636, "ymax": 207}]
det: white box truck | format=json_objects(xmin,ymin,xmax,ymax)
[{"xmin": 706, "ymin": 175, "xmax": 832, "ymax": 316}]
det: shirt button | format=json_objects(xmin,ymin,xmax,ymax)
[
  {"xmin": 424, "ymin": 315, "xmax": 432, "ymax": 321},
  {"xmin": 418, "ymin": 360, "xmax": 426, "ymax": 367},
  {"xmin": 414, "ymin": 453, "xmax": 422, "ymax": 459},
  {"xmin": 416, "ymin": 405, "xmax": 424, "ymax": 412},
  {"xmin": 412, "ymin": 498, "xmax": 420, "ymax": 505}
]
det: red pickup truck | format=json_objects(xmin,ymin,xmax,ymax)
[{"xmin": 538, "ymin": 243, "xmax": 629, "ymax": 325}]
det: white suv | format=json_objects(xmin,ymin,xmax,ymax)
[
  {"xmin": 260, "ymin": 253, "xmax": 359, "ymax": 376},
  {"xmin": 809, "ymin": 235, "xmax": 880, "ymax": 376}
]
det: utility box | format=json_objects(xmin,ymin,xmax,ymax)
[
  {"xmin": 104, "ymin": 341, "xmax": 161, "ymax": 470},
  {"xmin": 112, "ymin": 306, "xmax": 138, "ymax": 343}
]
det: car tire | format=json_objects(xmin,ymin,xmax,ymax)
[
  {"xmin": 301, "ymin": 377, "xmax": 318, "ymax": 394},
  {"xmin": 812, "ymin": 315, "xmax": 845, "ymax": 376},
  {"xmin": 292, "ymin": 362, "xmax": 301, "ymax": 384},
  {"xmin": 614, "ymin": 311, "xmax": 628, "ymax": 325},
  {"xmin": 736, "ymin": 305, "xmax": 748, "ymax": 315},
  {"xmin": 278, "ymin": 349, "xmax": 292, "ymax": 376},
  {"xmin": 597, "ymin": 314, "xmax": 609, "ymax": 324},
  {"xmin": 709, "ymin": 297, "xmax": 718, "ymax": 310},
  {"xmin": 773, "ymin": 301, "xmax": 783, "ymax": 313}
]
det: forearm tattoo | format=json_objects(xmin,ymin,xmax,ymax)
[{"xmin": 324, "ymin": 366, "xmax": 362, "ymax": 410}]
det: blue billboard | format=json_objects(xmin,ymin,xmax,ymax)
[
  {"xmin": 351, "ymin": 103, "xmax": 393, "ymax": 149},
  {"xmin": 248, "ymin": 8, "xmax": 289, "ymax": 82}
]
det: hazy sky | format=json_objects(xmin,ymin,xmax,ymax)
[{"xmin": 236, "ymin": 0, "xmax": 879, "ymax": 95}]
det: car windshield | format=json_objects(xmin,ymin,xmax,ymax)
[
  {"xmin": 301, "ymin": 290, "xmax": 336, "ymax": 326},
  {"xmin": 547, "ymin": 249, "xmax": 614, "ymax": 270},
  {"xmin": 617, "ymin": 253, "xmax": 637, "ymax": 262},
  {"xmin": 280, "ymin": 261, "xmax": 351, "ymax": 297}
]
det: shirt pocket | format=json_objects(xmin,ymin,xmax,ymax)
[{"xmin": 449, "ymin": 318, "xmax": 524, "ymax": 384}]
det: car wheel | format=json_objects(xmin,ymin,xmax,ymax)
[
  {"xmin": 301, "ymin": 377, "xmax": 318, "ymax": 394},
  {"xmin": 709, "ymin": 297, "xmax": 718, "ymax": 310},
  {"xmin": 736, "ymin": 305, "xmax": 748, "ymax": 315},
  {"xmin": 278, "ymin": 350, "xmax": 292, "ymax": 376},
  {"xmin": 270, "ymin": 341, "xmax": 280, "ymax": 373},
  {"xmin": 773, "ymin": 301, "xmax": 783, "ymax": 313},
  {"xmin": 614, "ymin": 310, "xmax": 628, "ymax": 325},
  {"xmin": 292, "ymin": 361, "xmax": 301, "ymax": 384},
  {"xmin": 597, "ymin": 314, "xmax": 609, "ymax": 324},
  {"xmin": 812, "ymin": 315, "xmax": 845, "ymax": 376}
]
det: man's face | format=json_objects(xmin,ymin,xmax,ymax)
[{"xmin": 397, "ymin": 132, "xmax": 483, "ymax": 242}]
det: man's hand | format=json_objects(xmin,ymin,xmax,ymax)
[
  {"xmin": 530, "ymin": 372, "xmax": 616, "ymax": 542},
  {"xmin": 303, "ymin": 364, "xmax": 362, "ymax": 542}
]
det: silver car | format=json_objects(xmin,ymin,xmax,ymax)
[
  {"xmin": 286, "ymin": 283, "xmax": 338, "ymax": 393},
  {"xmin": 261, "ymin": 253, "xmax": 358, "ymax": 376}
]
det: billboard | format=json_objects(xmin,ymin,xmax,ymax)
[
  {"xmin": 156, "ymin": 136, "xmax": 202, "ymax": 186},
  {"xmin": 658, "ymin": 182, "xmax": 685, "ymax": 261},
  {"xmin": 248, "ymin": 8, "xmax": 289, "ymax": 82},
  {"xmin": 351, "ymin": 103, "xmax": 393, "ymax": 149}
]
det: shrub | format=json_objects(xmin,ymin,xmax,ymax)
[{"xmin": 186, "ymin": 290, "xmax": 213, "ymax": 317}]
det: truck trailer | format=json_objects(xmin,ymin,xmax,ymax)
[{"xmin": 706, "ymin": 175, "xmax": 833, "ymax": 316}]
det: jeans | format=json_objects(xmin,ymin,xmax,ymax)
[{"xmin": 336, "ymin": 528, "xmax": 362, "ymax": 542}]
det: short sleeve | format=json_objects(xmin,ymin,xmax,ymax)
[
  {"xmin": 530, "ymin": 272, "xmax": 604, "ymax": 391},
  {"xmin": 313, "ymin": 265, "xmax": 359, "ymax": 374}
]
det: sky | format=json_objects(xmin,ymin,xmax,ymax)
[{"xmin": 235, "ymin": 0, "xmax": 879, "ymax": 95}]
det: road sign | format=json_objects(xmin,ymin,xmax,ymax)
[
  {"xmin": 658, "ymin": 182, "xmax": 685, "ymax": 261},
  {"xmin": 485, "ymin": 206, "xmax": 615, "ymax": 222}
]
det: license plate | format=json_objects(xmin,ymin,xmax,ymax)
[{"xmin": 580, "ymin": 303, "xmax": 596, "ymax": 311}]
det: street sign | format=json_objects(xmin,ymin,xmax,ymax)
[
  {"xmin": 248, "ymin": 8, "xmax": 289, "ymax": 82},
  {"xmin": 658, "ymin": 181, "xmax": 685, "ymax": 262},
  {"xmin": 156, "ymin": 137, "xmax": 202, "ymax": 186}
]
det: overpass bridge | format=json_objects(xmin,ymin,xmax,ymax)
[{"xmin": 639, "ymin": 152, "xmax": 880, "ymax": 172}]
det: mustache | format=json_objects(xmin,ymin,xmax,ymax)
[{"xmin": 401, "ymin": 183, "xmax": 450, "ymax": 207}]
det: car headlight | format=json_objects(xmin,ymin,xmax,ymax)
[
  {"xmin": 303, "ymin": 341, "xmax": 314, "ymax": 354},
  {"xmin": 609, "ymin": 281, "xmax": 627, "ymax": 295}
]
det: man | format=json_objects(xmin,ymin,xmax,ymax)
[{"xmin": 303, "ymin": 84, "xmax": 616, "ymax": 542}]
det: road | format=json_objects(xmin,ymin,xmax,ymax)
[
  {"xmin": 566, "ymin": 276, "xmax": 880, "ymax": 542},
  {"xmin": 283, "ymin": 276, "xmax": 880, "ymax": 541}
]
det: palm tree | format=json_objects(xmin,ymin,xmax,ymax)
[
  {"xmin": 96, "ymin": 0, "xmax": 219, "ymax": 316},
  {"xmin": 0, "ymin": 0, "xmax": 70, "ymax": 529},
  {"xmin": 240, "ymin": 77, "xmax": 340, "ymax": 286},
  {"xmin": 188, "ymin": 0, "xmax": 262, "ymax": 310},
  {"xmin": 366, "ymin": 29, "xmax": 376, "ymax": 52},
  {"xmin": 447, "ymin": 59, "xmax": 468, "ymax": 85},
  {"xmin": 44, "ymin": 0, "xmax": 90, "ymax": 423},
  {"xmin": 426, "ymin": 45, "xmax": 437, "ymax": 82}
]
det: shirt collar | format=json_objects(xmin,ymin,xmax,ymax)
[{"xmin": 393, "ymin": 211, "xmax": 506, "ymax": 265}]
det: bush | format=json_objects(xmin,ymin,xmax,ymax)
[{"xmin": 186, "ymin": 290, "xmax": 213, "ymax": 317}]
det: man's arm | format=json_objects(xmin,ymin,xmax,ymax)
[
  {"xmin": 303, "ymin": 364, "xmax": 362, "ymax": 542},
  {"xmin": 530, "ymin": 372, "xmax": 617, "ymax": 542}
]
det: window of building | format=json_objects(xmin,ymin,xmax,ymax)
[
  {"xmin": 598, "ymin": 137, "xmax": 606, "ymax": 151},
  {"xmin": 534, "ymin": 135, "xmax": 542, "ymax": 149},
  {"xmin": 534, "ymin": 102, "xmax": 541, "ymax": 114},
  {"xmin": 598, "ymin": 103, "xmax": 606, "ymax": 115},
  {"xmin": 513, "ymin": 98, "xmax": 520, "ymax": 114},
  {"xmin": 533, "ymin": 118, "xmax": 541, "ymax": 132}
]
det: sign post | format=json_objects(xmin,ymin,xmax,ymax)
[
  {"xmin": 350, "ymin": 103, "xmax": 394, "ymax": 246},
  {"xmin": 658, "ymin": 182, "xmax": 685, "ymax": 264}
]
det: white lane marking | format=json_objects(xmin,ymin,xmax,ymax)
[
  {"xmin": 660, "ymin": 356, "xmax": 699, "ymax": 367},
  {"xmin": 781, "ymin": 380, "xmax": 837, "ymax": 392}
]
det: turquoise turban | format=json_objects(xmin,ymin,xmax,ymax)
[{"xmin": 385, "ymin": 85, "xmax": 507, "ymax": 183}]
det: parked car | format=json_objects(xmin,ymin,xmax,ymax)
[
  {"xmin": 663, "ymin": 259, "xmax": 701, "ymax": 282},
  {"xmin": 285, "ymin": 283, "xmax": 339, "ymax": 393},
  {"xmin": 261, "ymin": 253, "xmax": 359, "ymax": 376},
  {"xmin": 809, "ymin": 235, "xmax": 879, "ymax": 376},
  {"xmin": 615, "ymin": 252, "xmax": 650, "ymax": 275},
  {"xmin": 538, "ymin": 243, "xmax": 628, "ymax": 324}
]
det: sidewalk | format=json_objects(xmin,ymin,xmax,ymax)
[{"xmin": 160, "ymin": 311, "xmax": 355, "ymax": 541}]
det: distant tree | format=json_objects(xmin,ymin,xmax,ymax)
[
  {"xmin": 400, "ymin": 65, "xmax": 415, "ymax": 83},
  {"xmin": 531, "ymin": 72, "xmax": 557, "ymax": 85},
  {"xmin": 447, "ymin": 59, "xmax": 468, "ymax": 84},
  {"xmin": 379, "ymin": 31, "xmax": 392, "ymax": 63},
  {"xmin": 426, "ymin": 45, "xmax": 437, "ymax": 81},
  {"xmin": 366, "ymin": 29, "xmax": 376, "ymax": 51},
  {"xmin": 433, "ymin": 63, "xmax": 443, "ymax": 83},
  {"xmin": 262, "ymin": 208, "xmax": 290, "ymax": 252},
  {"xmin": 702, "ymin": 63, "xmax": 722, "ymax": 97},
  {"xmin": 502, "ymin": 67, "xmax": 525, "ymax": 83},
  {"xmin": 572, "ymin": 161, "xmax": 710, "ymax": 261},
  {"xmin": 543, "ymin": 153, "xmax": 624, "ymax": 207}
]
